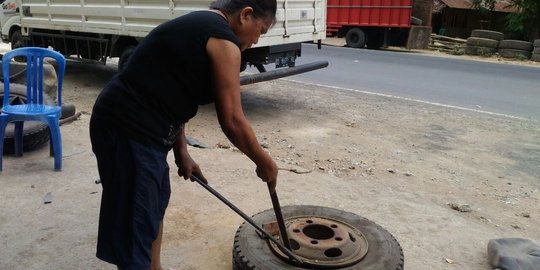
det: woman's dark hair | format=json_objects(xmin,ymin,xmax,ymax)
[{"xmin": 210, "ymin": 0, "xmax": 277, "ymax": 21}]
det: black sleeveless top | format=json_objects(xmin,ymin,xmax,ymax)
[{"xmin": 92, "ymin": 11, "xmax": 241, "ymax": 151}]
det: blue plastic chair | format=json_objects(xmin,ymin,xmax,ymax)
[{"xmin": 0, "ymin": 47, "xmax": 66, "ymax": 171}]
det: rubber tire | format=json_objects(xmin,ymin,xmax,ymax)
[
  {"xmin": 232, "ymin": 205, "xmax": 404, "ymax": 270},
  {"xmin": 533, "ymin": 39, "xmax": 540, "ymax": 47},
  {"xmin": 466, "ymin": 37, "xmax": 499, "ymax": 48},
  {"xmin": 464, "ymin": 45, "xmax": 497, "ymax": 56},
  {"xmin": 1, "ymin": 84, "xmax": 52, "ymax": 154},
  {"xmin": 10, "ymin": 29, "xmax": 23, "ymax": 50},
  {"xmin": 470, "ymin": 30, "xmax": 504, "ymax": 41},
  {"xmin": 61, "ymin": 103, "xmax": 76, "ymax": 119},
  {"xmin": 498, "ymin": 40, "xmax": 533, "ymax": 51},
  {"xmin": 118, "ymin": 46, "xmax": 137, "ymax": 72},
  {"xmin": 529, "ymin": 54, "xmax": 540, "ymax": 62},
  {"xmin": 498, "ymin": 49, "xmax": 532, "ymax": 59},
  {"xmin": 346, "ymin": 28, "xmax": 366, "ymax": 48}
]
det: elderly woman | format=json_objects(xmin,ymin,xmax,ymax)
[{"xmin": 89, "ymin": 0, "xmax": 278, "ymax": 269}]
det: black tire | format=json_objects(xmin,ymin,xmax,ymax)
[
  {"xmin": 346, "ymin": 28, "xmax": 366, "ymax": 48},
  {"xmin": 61, "ymin": 103, "xmax": 76, "ymax": 119},
  {"xmin": 118, "ymin": 46, "xmax": 137, "ymax": 72},
  {"xmin": 466, "ymin": 37, "xmax": 499, "ymax": 48},
  {"xmin": 10, "ymin": 29, "xmax": 23, "ymax": 50},
  {"xmin": 530, "ymin": 54, "xmax": 540, "ymax": 62},
  {"xmin": 498, "ymin": 49, "xmax": 532, "ymax": 59},
  {"xmin": 498, "ymin": 40, "xmax": 533, "ymax": 51},
  {"xmin": 1, "ymin": 83, "xmax": 52, "ymax": 154},
  {"xmin": 470, "ymin": 30, "xmax": 504, "ymax": 41},
  {"xmin": 464, "ymin": 45, "xmax": 497, "ymax": 56},
  {"xmin": 232, "ymin": 205, "xmax": 404, "ymax": 270},
  {"xmin": 533, "ymin": 39, "xmax": 540, "ymax": 47}
]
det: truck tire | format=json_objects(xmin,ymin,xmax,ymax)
[
  {"xmin": 498, "ymin": 49, "xmax": 531, "ymax": 59},
  {"xmin": 346, "ymin": 28, "xmax": 366, "ymax": 48},
  {"xmin": 232, "ymin": 205, "xmax": 404, "ymax": 270},
  {"xmin": 1, "ymin": 84, "xmax": 52, "ymax": 154},
  {"xmin": 466, "ymin": 37, "xmax": 499, "ymax": 48},
  {"xmin": 498, "ymin": 40, "xmax": 533, "ymax": 52},
  {"xmin": 470, "ymin": 30, "xmax": 504, "ymax": 41},
  {"xmin": 465, "ymin": 45, "xmax": 497, "ymax": 56},
  {"xmin": 10, "ymin": 29, "xmax": 23, "ymax": 50},
  {"xmin": 118, "ymin": 46, "xmax": 136, "ymax": 72}
]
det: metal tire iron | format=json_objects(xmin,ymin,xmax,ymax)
[{"xmin": 190, "ymin": 175, "xmax": 303, "ymax": 265}]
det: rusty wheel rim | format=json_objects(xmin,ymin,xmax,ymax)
[{"xmin": 268, "ymin": 216, "xmax": 369, "ymax": 268}]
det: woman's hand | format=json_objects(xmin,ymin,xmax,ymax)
[
  {"xmin": 256, "ymin": 155, "xmax": 278, "ymax": 193},
  {"xmin": 176, "ymin": 153, "xmax": 207, "ymax": 184},
  {"xmin": 173, "ymin": 126, "xmax": 207, "ymax": 184}
]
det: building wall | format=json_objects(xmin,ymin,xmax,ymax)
[{"xmin": 434, "ymin": 8, "xmax": 507, "ymax": 38}]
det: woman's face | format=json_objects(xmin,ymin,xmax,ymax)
[{"xmin": 234, "ymin": 9, "xmax": 274, "ymax": 51}]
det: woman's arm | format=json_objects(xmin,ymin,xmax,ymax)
[
  {"xmin": 206, "ymin": 37, "xmax": 278, "ymax": 192},
  {"xmin": 172, "ymin": 127, "xmax": 207, "ymax": 183}
]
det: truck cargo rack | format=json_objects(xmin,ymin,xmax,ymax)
[{"xmin": 26, "ymin": 30, "xmax": 109, "ymax": 64}]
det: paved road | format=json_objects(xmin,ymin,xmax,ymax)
[{"xmin": 259, "ymin": 43, "xmax": 540, "ymax": 121}]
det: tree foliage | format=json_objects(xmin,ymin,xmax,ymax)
[{"xmin": 472, "ymin": 0, "xmax": 540, "ymax": 40}]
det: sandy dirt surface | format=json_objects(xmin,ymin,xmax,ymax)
[{"xmin": 0, "ymin": 43, "xmax": 539, "ymax": 270}]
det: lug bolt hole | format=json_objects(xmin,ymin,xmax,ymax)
[{"xmin": 311, "ymin": 240, "xmax": 319, "ymax": 245}]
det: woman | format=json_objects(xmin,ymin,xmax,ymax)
[{"xmin": 89, "ymin": 0, "xmax": 278, "ymax": 269}]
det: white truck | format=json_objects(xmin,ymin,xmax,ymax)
[{"xmin": 0, "ymin": 0, "xmax": 326, "ymax": 72}]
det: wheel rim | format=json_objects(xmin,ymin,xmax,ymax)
[
  {"xmin": 350, "ymin": 34, "xmax": 359, "ymax": 43},
  {"xmin": 0, "ymin": 93, "xmax": 27, "ymax": 110},
  {"xmin": 268, "ymin": 216, "xmax": 369, "ymax": 268}
]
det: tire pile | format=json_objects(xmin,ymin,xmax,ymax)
[
  {"xmin": 465, "ymin": 30, "xmax": 503, "ymax": 56},
  {"xmin": 465, "ymin": 29, "xmax": 538, "ymax": 61},
  {"xmin": 499, "ymin": 40, "xmax": 533, "ymax": 60},
  {"xmin": 532, "ymin": 40, "xmax": 540, "ymax": 62}
]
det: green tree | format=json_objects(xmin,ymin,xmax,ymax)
[{"xmin": 472, "ymin": 0, "xmax": 540, "ymax": 40}]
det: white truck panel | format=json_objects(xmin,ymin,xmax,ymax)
[{"xmin": 20, "ymin": 0, "xmax": 326, "ymax": 47}]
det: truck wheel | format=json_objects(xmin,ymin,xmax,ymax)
[
  {"xmin": 118, "ymin": 46, "xmax": 136, "ymax": 72},
  {"xmin": 232, "ymin": 205, "xmax": 404, "ymax": 270},
  {"xmin": 1, "ymin": 84, "xmax": 51, "ymax": 154},
  {"xmin": 346, "ymin": 28, "xmax": 366, "ymax": 48},
  {"xmin": 10, "ymin": 30, "xmax": 24, "ymax": 50}
]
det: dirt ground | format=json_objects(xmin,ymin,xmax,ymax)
[{"xmin": 0, "ymin": 42, "xmax": 539, "ymax": 270}]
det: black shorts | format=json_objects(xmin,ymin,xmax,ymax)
[{"xmin": 90, "ymin": 115, "xmax": 171, "ymax": 269}]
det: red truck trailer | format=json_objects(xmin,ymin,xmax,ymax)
[{"xmin": 326, "ymin": 0, "xmax": 415, "ymax": 49}]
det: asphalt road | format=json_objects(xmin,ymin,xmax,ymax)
[{"xmin": 265, "ymin": 43, "xmax": 540, "ymax": 121}]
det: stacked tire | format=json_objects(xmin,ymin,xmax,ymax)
[
  {"xmin": 532, "ymin": 39, "xmax": 540, "ymax": 62},
  {"xmin": 465, "ymin": 30, "xmax": 503, "ymax": 56},
  {"xmin": 498, "ymin": 40, "xmax": 533, "ymax": 60}
]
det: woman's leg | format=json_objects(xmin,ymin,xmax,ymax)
[{"xmin": 150, "ymin": 220, "xmax": 164, "ymax": 270}]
